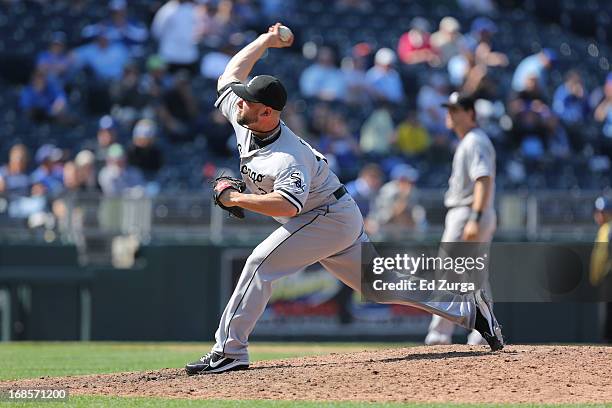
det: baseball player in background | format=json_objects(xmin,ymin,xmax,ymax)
[
  {"xmin": 425, "ymin": 92, "xmax": 497, "ymax": 346},
  {"xmin": 185, "ymin": 24, "xmax": 504, "ymax": 375}
]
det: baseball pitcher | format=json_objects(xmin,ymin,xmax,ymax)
[
  {"xmin": 425, "ymin": 92, "xmax": 498, "ymax": 346},
  {"xmin": 186, "ymin": 25, "xmax": 504, "ymax": 375}
]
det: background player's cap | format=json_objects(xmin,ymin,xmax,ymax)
[
  {"xmin": 594, "ymin": 196, "xmax": 612, "ymax": 213},
  {"xmin": 441, "ymin": 91, "xmax": 475, "ymax": 111},
  {"xmin": 231, "ymin": 75, "xmax": 287, "ymax": 111}
]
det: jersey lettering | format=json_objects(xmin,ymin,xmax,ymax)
[{"xmin": 241, "ymin": 165, "xmax": 265, "ymax": 183}]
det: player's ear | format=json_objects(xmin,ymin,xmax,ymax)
[{"xmin": 261, "ymin": 107, "xmax": 272, "ymax": 117}]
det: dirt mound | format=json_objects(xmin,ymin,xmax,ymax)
[{"xmin": 3, "ymin": 345, "xmax": 611, "ymax": 404}]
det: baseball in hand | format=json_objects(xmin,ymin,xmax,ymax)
[{"xmin": 278, "ymin": 25, "xmax": 293, "ymax": 42}]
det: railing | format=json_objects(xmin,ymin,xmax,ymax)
[{"xmin": 0, "ymin": 190, "xmax": 602, "ymax": 252}]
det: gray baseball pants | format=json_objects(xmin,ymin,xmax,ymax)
[
  {"xmin": 213, "ymin": 196, "xmax": 479, "ymax": 360},
  {"xmin": 427, "ymin": 206, "xmax": 496, "ymax": 342}
]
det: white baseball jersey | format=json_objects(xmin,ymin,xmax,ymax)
[
  {"xmin": 215, "ymin": 84, "xmax": 343, "ymax": 223},
  {"xmin": 444, "ymin": 127, "xmax": 496, "ymax": 209}
]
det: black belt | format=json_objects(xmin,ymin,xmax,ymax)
[{"xmin": 333, "ymin": 185, "xmax": 347, "ymax": 200}]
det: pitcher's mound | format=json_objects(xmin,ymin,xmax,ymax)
[{"xmin": 3, "ymin": 345, "xmax": 611, "ymax": 404}]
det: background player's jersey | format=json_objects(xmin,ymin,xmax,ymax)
[
  {"xmin": 215, "ymin": 85, "xmax": 343, "ymax": 223},
  {"xmin": 444, "ymin": 127, "xmax": 496, "ymax": 209}
]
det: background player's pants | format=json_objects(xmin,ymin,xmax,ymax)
[
  {"xmin": 427, "ymin": 206, "xmax": 496, "ymax": 344},
  {"xmin": 213, "ymin": 196, "xmax": 479, "ymax": 360}
]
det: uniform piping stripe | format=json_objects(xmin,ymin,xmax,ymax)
[
  {"xmin": 277, "ymin": 189, "xmax": 303, "ymax": 212},
  {"xmin": 214, "ymin": 87, "xmax": 233, "ymax": 108},
  {"xmin": 221, "ymin": 213, "xmax": 321, "ymax": 354}
]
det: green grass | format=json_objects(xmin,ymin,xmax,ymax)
[
  {"xmin": 1, "ymin": 396, "xmax": 610, "ymax": 408},
  {"xmin": 0, "ymin": 342, "xmax": 406, "ymax": 381}
]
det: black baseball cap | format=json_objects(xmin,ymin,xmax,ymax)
[
  {"xmin": 441, "ymin": 91, "xmax": 475, "ymax": 111},
  {"xmin": 231, "ymin": 75, "xmax": 287, "ymax": 111}
]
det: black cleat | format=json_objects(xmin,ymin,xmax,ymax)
[
  {"xmin": 185, "ymin": 351, "xmax": 249, "ymax": 375},
  {"xmin": 473, "ymin": 289, "xmax": 504, "ymax": 351}
]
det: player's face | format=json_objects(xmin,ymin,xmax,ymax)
[
  {"xmin": 236, "ymin": 98, "xmax": 263, "ymax": 127},
  {"xmin": 446, "ymin": 106, "xmax": 472, "ymax": 130}
]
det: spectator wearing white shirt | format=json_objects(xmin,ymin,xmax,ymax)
[
  {"xmin": 152, "ymin": 0, "xmax": 200, "ymax": 75},
  {"xmin": 417, "ymin": 73, "xmax": 449, "ymax": 136},
  {"xmin": 430, "ymin": 17, "xmax": 465, "ymax": 66},
  {"xmin": 365, "ymin": 48, "xmax": 404, "ymax": 104}
]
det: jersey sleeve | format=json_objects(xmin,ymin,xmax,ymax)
[
  {"xmin": 214, "ymin": 82, "xmax": 241, "ymax": 122},
  {"xmin": 468, "ymin": 139, "xmax": 494, "ymax": 181},
  {"xmin": 274, "ymin": 166, "xmax": 310, "ymax": 214}
]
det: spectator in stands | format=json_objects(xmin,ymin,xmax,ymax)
[
  {"xmin": 127, "ymin": 119, "xmax": 164, "ymax": 179},
  {"xmin": 553, "ymin": 70, "xmax": 591, "ymax": 151},
  {"xmin": 200, "ymin": 41, "xmax": 236, "ymax": 80},
  {"xmin": 360, "ymin": 106, "xmax": 395, "ymax": 156},
  {"xmin": 335, "ymin": 0, "xmax": 373, "ymax": 13},
  {"xmin": 318, "ymin": 112, "xmax": 361, "ymax": 179},
  {"xmin": 299, "ymin": 46, "xmax": 347, "ymax": 101},
  {"xmin": 140, "ymin": 55, "xmax": 171, "ymax": 102},
  {"xmin": 457, "ymin": 0, "xmax": 496, "ymax": 15},
  {"xmin": 109, "ymin": 63, "xmax": 148, "ymax": 126},
  {"xmin": 345, "ymin": 163, "xmax": 383, "ymax": 217},
  {"xmin": 73, "ymin": 31, "xmax": 131, "ymax": 82},
  {"xmin": 203, "ymin": 108, "xmax": 234, "ymax": 157},
  {"xmin": 394, "ymin": 111, "xmax": 431, "ymax": 157},
  {"xmin": 365, "ymin": 48, "xmax": 404, "ymax": 104},
  {"xmin": 81, "ymin": 0, "xmax": 148, "ymax": 55},
  {"xmin": 158, "ymin": 70, "xmax": 200, "ymax": 142},
  {"xmin": 152, "ymin": 0, "xmax": 200, "ymax": 75},
  {"xmin": 98, "ymin": 144, "xmax": 145, "ymax": 196},
  {"xmin": 195, "ymin": 1, "xmax": 229, "ymax": 47},
  {"xmin": 0, "ymin": 144, "xmax": 30, "ymax": 196},
  {"xmin": 366, "ymin": 164, "xmax": 421, "ymax": 235},
  {"xmin": 35, "ymin": 32, "xmax": 74, "ymax": 86},
  {"xmin": 449, "ymin": 18, "xmax": 507, "ymax": 100},
  {"xmin": 430, "ymin": 17, "xmax": 465, "ymax": 66},
  {"xmin": 30, "ymin": 144, "xmax": 65, "ymax": 197},
  {"xmin": 341, "ymin": 54, "xmax": 372, "ymax": 107},
  {"xmin": 509, "ymin": 76, "xmax": 570, "ymax": 159},
  {"xmin": 74, "ymin": 150, "xmax": 99, "ymax": 192},
  {"xmin": 82, "ymin": 115, "xmax": 117, "ymax": 169},
  {"xmin": 467, "ymin": 18, "xmax": 508, "ymax": 68},
  {"xmin": 20, "ymin": 69, "xmax": 69, "ymax": 123},
  {"xmin": 397, "ymin": 17, "xmax": 439, "ymax": 66},
  {"xmin": 231, "ymin": 0, "xmax": 261, "ymax": 31},
  {"xmin": 417, "ymin": 73, "xmax": 449, "ymax": 136},
  {"xmin": 594, "ymin": 73, "xmax": 612, "ymax": 158},
  {"xmin": 512, "ymin": 49, "xmax": 557, "ymax": 93}
]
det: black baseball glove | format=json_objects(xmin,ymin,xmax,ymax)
[{"xmin": 212, "ymin": 176, "xmax": 246, "ymax": 218}]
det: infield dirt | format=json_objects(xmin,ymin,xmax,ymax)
[{"xmin": 3, "ymin": 345, "xmax": 611, "ymax": 404}]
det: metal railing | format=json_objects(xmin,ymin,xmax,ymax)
[{"xmin": 0, "ymin": 190, "xmax": 602, "ymax": 247}]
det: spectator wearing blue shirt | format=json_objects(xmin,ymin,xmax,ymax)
[
  {"xmin": 30, "ymin": 144, "xmax": 65, "ymax": 198},
  {"xmin": 511, "ymin": 49, "xmax": 556, "ymax": 93},
  {"xmin": 365, "ymin": 48, "xmax": 405, "ymax": 104},
  {"xmin": 20, "ymin": 70, "xmax": 68, "ymax": 122},
  {"xmin": 553, "ymin": 70, "xmax": 590, "ymax": 151},
  {"xmin": 35, "ymin": 32, "xmax": 74, "ymax": 86},
  {"xmin": 299, "ymin": 47, "xmax": 347, "ymax": 102},
  {"xmin": 73, "ymin": 31, "xmax": 130, "ymax": 81},
  {"xmin": 81, "ymin": 0, "xmax": 148, "ymax": 55},
  {"xmin": 318, "ymin": 112, "xmax": 361, "ymax": 179},
  {"xmin": 594, "ymin": 73, "xmax": 612, "ymax": 158},
  {"xmin": 345, "ymin": 163, "xmax": 383, "ymax": 217}
]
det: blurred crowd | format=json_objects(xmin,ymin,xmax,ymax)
[{"xmin": 0, "ymin": 0, "xmax": 611, "ymax": 231}]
